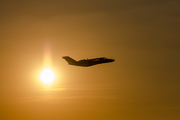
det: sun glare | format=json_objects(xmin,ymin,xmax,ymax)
[{"xmin": 40, "ymin": 68, "xmax": 55, "ymax": 84}]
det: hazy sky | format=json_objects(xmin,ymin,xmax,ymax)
[{"xmin": 0, "ymin": 0, "xmax": 180, "ymax": 120}]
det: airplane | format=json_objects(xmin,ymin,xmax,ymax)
[{"xmin": 63, "ymin": 56, "xmax": 115, "ymax": 67}]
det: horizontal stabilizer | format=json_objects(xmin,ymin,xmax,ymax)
[{"xmin": 63, "ymin": 56, "xmax": 77, "ymax": 65}]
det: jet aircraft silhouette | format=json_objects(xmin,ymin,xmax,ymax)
[{"xmin": 63, "ymin": 56, "xmax": 115, "ymax": 67}]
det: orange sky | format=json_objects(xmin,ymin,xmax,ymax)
[{"xmin": 0, "ymin": 0, "xmax": 180, "ymax": 120}]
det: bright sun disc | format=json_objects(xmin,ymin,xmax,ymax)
[{"xmin": 40, "ymin": 68, "xmax": 55, "ymax": 84}]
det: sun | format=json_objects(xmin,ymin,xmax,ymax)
[{"xmin": 40, "ymin": 68, "xmax": 55, "ymax": 84}]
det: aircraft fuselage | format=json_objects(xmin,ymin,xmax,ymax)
[{"xmin": 63, "ymin": 56, "xmax": 115, "ymax": 67}]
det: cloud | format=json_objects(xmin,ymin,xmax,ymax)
[{"xmin": 44, "ymin": 87, "xmax": 66, "ymax": 91}]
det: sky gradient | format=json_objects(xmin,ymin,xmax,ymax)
[{"xmin": 0, "ymin": 0, "xmax": 180, "ymax": 120}]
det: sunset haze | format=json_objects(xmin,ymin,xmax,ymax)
[{"xmin": 0, "ymin": 0, "xmax": 180, "ymax": 120}]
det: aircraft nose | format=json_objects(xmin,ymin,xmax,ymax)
[{"xmin": 110, "ymin": 59, "xmax": 115, "ymax": 62}]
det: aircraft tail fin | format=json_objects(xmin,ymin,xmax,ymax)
[{"xmin": 63, "ymin": 56, "xmax": 77, "ymax": 65}]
